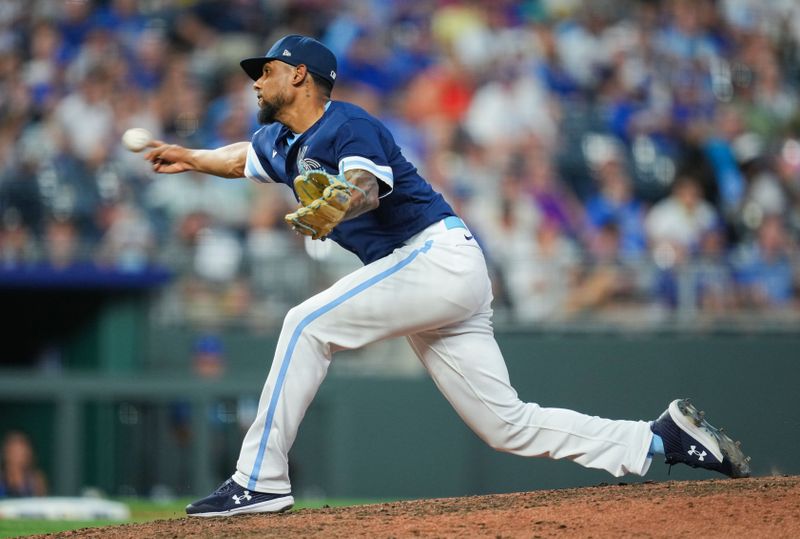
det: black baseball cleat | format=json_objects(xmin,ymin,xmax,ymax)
[
  {"xmin": 651, "ymin": 398, "xmax": 751, "ymax": 478},
  {"xmin": 186, "ymin": 478, "xmax": 294, "ymax": 517}
]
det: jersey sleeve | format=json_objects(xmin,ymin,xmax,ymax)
[
  {"xmin": 244, "ymin": 128, "xmax": 275, "ymax": 184},
  {"xmin": 335, "ymin": 118, "xmax": 394, "ymax": 197}
]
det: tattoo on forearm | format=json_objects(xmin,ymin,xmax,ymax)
[{"xmin": 344, "ymin": 170, "xmax": 380, "ymax": 219}]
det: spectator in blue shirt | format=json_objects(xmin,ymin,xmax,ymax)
[
  {"xmin": 585, "ymin": 154, "xmax": 647, "ymax": 259},
  {"xmin": 734, "ymin": 215, "xmax": 797, "ymax": 309}
]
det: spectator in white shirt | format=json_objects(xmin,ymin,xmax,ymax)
[{"xmin": 645, "ymin": 175, "xmax": 719, "ymax": 266}]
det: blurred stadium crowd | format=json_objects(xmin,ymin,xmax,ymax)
[{"xmin": 1, "ymin": 0, "xmax": 799, "ymax": 328}]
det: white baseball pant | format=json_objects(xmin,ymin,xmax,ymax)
[{"xmin": 232, "ymin": 218, "xmax": 654, "ymax": 493}]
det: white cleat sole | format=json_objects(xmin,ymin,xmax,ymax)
[
  {"xmin": 187, "ymin": 495, "xmax": 295, "ymax": 517},
  {"xmin": 672, "ymin": 399, "xmax": 751, "ymax": 478}
]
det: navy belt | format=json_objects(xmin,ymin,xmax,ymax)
[{"xmin": 443, "ymin": 216, "xmax": 466, "ymax": 230}]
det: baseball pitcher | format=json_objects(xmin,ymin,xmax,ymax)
[{"xmin": 144, "ymin": 35, "xmax": 751, "ymax": 517}]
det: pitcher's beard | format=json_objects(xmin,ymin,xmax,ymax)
[{"xmin": 257, "ymin": 97, "xmax": 284, "ymax": 125}]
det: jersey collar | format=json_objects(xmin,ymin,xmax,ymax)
[{"xmin": 282, "ymin": 101, "xmax": 333, "ymax": 147}]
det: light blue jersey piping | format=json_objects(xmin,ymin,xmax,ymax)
[{"xmin": 247, "ymin": 239, "xmax": 434, "ymax": 489}]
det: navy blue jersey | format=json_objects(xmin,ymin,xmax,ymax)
[{"xmin": 244, "ymin": 101, "xmax": 454, "ymax": 264}]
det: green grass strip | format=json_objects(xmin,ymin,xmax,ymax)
[{"xmin": 0, "ymin": 498, "xmax": 382, "ymax": 538}]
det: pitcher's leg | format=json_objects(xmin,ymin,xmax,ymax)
[
  {"xmin": 233, "ymin": 237, "xmax": 478, "ymax": 492},
  {"xmin": 407, "ymin": 313, "xmax": 653, "ymax": 477},
  {"xmin": 231, "ymin": 302, "xmax": 333, "ymax": 493}
]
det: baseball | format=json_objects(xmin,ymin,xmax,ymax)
[{"xmin": 121, "ymin": 127, "xmax": 153, "ymax": 152}]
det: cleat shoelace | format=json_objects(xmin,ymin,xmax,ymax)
[{"xmin": 213, "ymin": 480, "xmax": 235, "ymax": 495}]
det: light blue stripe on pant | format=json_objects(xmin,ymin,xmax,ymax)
[{"xmin": 247, "ymin": 239, "xmax": 435, "ymax": 490}]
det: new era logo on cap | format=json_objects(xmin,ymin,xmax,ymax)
[{"xmin": 240, "ymin": 35, "xmax": 338, "ymax": 87}]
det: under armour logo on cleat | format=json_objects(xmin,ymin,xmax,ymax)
[
  {"xmin": 232, "ymin": 491, "xmax": 252, "ymax": 504},
  {"xmin": 688, "ymin": 445, "xmax": 707, "ymax": 461}
]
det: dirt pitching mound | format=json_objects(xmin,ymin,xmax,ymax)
[{"xmin": 38, "ymin": 475, "xmax": 799, "ymax": 538}]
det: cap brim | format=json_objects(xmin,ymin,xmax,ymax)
[{"xmin": 240, "ymin": 57, "xmax": 269, "ymax": 81}]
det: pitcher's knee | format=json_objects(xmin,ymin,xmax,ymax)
[
  {"xmin": 470, "ymin": 401, "xmax": 541, "ymax": 453},
  {"xmin": 473, "ymin": 423, "xmax": 525, "ymax": 453},
  {"xmin": 282, "ymin": 299, "xmax": 329, "ymax": 336},
  {"xmin": 486, "ymin": 434, "xmax": 524, "ymax": 453},
  {"xmin": 280, "ymin": 303, "xmax": 331, "ymax": 355},
  {"xmin": 484, "ymin": 436, "xmax": 507, "ymax": 452},
  {"xmin": 281, "ymin": 305, "xmax": 309, "ymax": 333}
]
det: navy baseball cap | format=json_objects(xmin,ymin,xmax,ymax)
[{"xmin": 240, "ymin": 35, "xmax": 338, "ymax": 87}]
